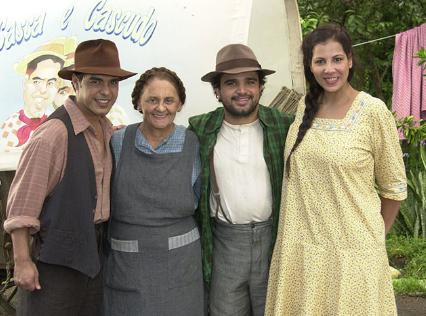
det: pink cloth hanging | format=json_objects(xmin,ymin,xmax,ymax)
[{"xmin": 392, "ymin": 23, "xmax": 426, "ymax": 120}]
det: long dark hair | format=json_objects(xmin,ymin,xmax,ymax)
[{"xmin": 286, "ymin": 24, "xmax": 355, "ymax": 177}]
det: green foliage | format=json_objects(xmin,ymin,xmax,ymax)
[
  {"xmin": 392, "ymin": 117, "xmax": 426, "ymax": 238},
  {"xmin": 417, "ymin": 48, "xmax": 426, "ymax": 77},
  {"xmin": 393, "ymin": 194, "xmax": 421, "ymax": 238},
  {"xmin": 396, "ymin": 116, "xmax": 426, "ymax": 170},
  {"xmin": 298, "ymin": 0, "xmax": 426, "ymax": 106},
  {"xmin": 387, "ymin": 236, "xmax": 426, "ymax": 294}
]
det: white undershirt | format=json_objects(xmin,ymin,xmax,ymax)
[{"xmin": 209, "ymin": 119, "xmax": 272, "ymax": 224}]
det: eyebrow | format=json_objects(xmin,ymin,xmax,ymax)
[
  {"xmin": 31, "ymin": 76, "xmax": 58, "ymax": 81},
  {"xmin": 87, "ymin": 76, "xmax": 103, "ymax": 81},
  {"xmin": 88, "ymin": 76, "xmax": 120, "ymax": 82},
  {"xmin": 314, "ymin": 54, "xmax": 345, "ymax": 58}
]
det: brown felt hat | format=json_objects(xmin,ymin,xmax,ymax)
[
  {"xmin": 201, "ymin": 44, "xmax": 275, "ymax": 82},
  {"xmin": 58, "ymin": 39, "xmax": 136, "ymax": 81}
]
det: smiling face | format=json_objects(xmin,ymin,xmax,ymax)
[
  {"xmin": 215, "ymin": 71, "xmax": 262, "ymax": 125},
  {"xmin": 310, "ymin": 40, "xmax": 353, "ymax": 94},
  {"xmin": 138, "ymin": 78, "xmax": 183, "ymax": 136},
  {"xmin": 72, "ymin": 74, "xmax": 119, "ymax": 123},
  {"xmin": 23, "ymin": 58, "xmax": 61, "ymax": 118}
]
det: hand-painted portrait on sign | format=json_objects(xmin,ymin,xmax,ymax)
[{"xmin": 0, "ymin": 37, "xmax": 77, "ymax": 151}]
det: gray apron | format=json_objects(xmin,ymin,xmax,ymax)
[{"xmin": 104, "ymin": 124, "xmax": 204, "ymax": 316}]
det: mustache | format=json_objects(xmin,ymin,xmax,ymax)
[{"xmin": 231, "ymin": 94, "xmax": 252, "ymax": 101}]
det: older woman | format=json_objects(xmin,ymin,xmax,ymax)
[
  {"xmin": 265, "ymin": 24, "xmax": 406, "ymax": 315},
  {"xmin": 104, "ymin": 67, "xmax": 203, "ymax": 315}
]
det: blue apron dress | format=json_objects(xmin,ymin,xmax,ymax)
[{"xmin": 104, "ymin": 124, "xmax": 204, "ymax": 316}]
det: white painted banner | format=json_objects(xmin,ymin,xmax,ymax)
[{"xmin": 0, "ymin": 0, "xmax": 302, "ymax": 170}]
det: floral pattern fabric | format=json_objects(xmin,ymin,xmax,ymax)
[{"xmin": 265, "ymin": 91, "xmax": 407, "ymax": 316}]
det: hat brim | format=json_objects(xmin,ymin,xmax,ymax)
[
  {"xmin": 15, "ymin": 51, "xmax": 65, "ymax": 75},
  {"xmin": 201, "ymin": 67, "xmax": 275, "ymax": 82},
  {"xmin": 58, "ymin": 65, "xmax": 137, "ymax": 81}
]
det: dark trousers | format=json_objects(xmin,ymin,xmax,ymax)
[
  {"xmin": 209, "ymin": 218, "xmax": 272, "ymax": 316},
  {"xmin": 17, "ymin": 261, "xmax": 103, "ymax": 316}
]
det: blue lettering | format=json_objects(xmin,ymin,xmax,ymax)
[
  {"xmin": 15, "ymin": 20, "xmax": 24, "ymax": 45},
  {"xmin": 139, "ymin": 9, "xmax": 157, "ymax": 46},
  {"xmin": 23, "ymin": 20, "xmax": 32, "ymax": 41},
  {"xmin": 122, "ymin": 14, "xmax": 136, "ymax": 39},
  {"xmin": 114, "ymin": 12, "xmax": 131, "ymax": 35},
  {"xmin": 130, "ymin": 16, "xmax": 144, "ymax": 43},
  {"xmin": 140, "ymin": 21, "xmax": 157, "ymax": 47},
  {"xmin": 84, "ymin": 0, "xmax": 157, "ymax": 47},
  {"xmin": 61, "ymin": 6, "xmax": 74, "ymax": 30},
  {"xmin": 31, "ymin": 13, "xmax": 45, "ymax": 38},
  {"xmin": 105, "ymin": 10, "xmax": 119, "ymax": 34},
  {"xmin": 0, "ymin": 20, "xmax": 5, "ymax": 51},
  {"xmin": 5, "ymin": 23, "xmax": 14, "ymax": 50},
  {"xmin": 93, "ymin": 9, "xmax": 110, "ymax": 32},
  {"xmin": 85, "ymin": 0, "xmax": 106, "ymax": 31},
  {"xmin": 0, "ymin": 14, "xmax": 45, "ymax": 53}
]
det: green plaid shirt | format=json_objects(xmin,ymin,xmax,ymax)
[{"xmin": 188, "ymin": 105, "xmax": 294, "ymax": 284}]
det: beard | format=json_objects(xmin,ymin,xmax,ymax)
[{"xmin": 221, "ymin": 94, "xmax": 259, "ymax": 118}]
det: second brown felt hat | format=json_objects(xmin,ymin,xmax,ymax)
[
  {"xmin": 201, "ymin": 44, "xmax": 275, "ymax": 82},
  {"xmin": 58, "ymin": 39, "xmax": 136, "ymax": 81}
]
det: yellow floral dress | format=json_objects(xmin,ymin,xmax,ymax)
[{"xmin": 265, "ymin": 92, "xmax": 407, "ymax": 316}]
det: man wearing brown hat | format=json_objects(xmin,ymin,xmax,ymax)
[
  {"xmin": 189, "ymin": 44, "xmax": 293, "ymax": 315},
  {"xmin": 4, "ymin": 39, "xmax": 136, "ymax": 315}
]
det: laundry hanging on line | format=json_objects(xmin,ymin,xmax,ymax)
[{"xmin": 392, "ymin": 23, "xmax": 426, "ymax": 121}]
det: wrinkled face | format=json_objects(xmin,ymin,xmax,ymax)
[
  {"xmin": 310, "ymin": 40, "xmax": 352, "ymax": 94},
  {"xmin": 215, "ymin": 71, "xmax": 262, "ymax": 124},
  {"xmin": 72, "ymin": 74, "xmax": 119, "ymax": 122},
  {"xmin": 138, "ymin": 78, "xmax": 182, "ymax": 134},
  {"xmin": 53, "ymin": 80, "xmax": 74, "ymax": 109},
  {"xmin": 23, "ymin": 59, "xmax": 61, "ymax": 117}
]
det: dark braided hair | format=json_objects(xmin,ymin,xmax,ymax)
[
  {"xmin": 131, "ymin": 67, "xmax": 186, "ymax": 112},
  {"xmin": 286, "ymin": 23, "xmax": 355, "ymax": 177}
]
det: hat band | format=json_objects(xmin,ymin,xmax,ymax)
[{"xmin": 216, "ymin": 58, "xmax": 261, "ymax": 72}]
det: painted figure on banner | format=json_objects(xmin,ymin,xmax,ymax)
[{"xmin": 0, "ymin": 37, "xmax": 77, "ymax": 152}]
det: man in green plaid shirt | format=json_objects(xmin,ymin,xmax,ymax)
[{"xmin": 189, "ymin": 44, "xmax": 294, "ymax": 316}]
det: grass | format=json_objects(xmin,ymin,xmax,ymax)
[
  {"xmin": 386, "ymin": 235, "xmax": 426, "ymax": 295},
  {"xmin": 393, "ymin": 278, "xmax": 426, "ymax": 296}
]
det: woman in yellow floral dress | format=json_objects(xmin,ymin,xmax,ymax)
[{"xmin": 265, "ymin": 24, "xmax": 407, "ymax": 315}]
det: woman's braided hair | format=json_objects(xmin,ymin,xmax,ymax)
[
  {"xmin": 285, "ymin": 24, "xmax": 355, "ymax": 177},
  {"xmin": 131, "ymin": 67, "xmax": 186, "ymax": 112}
]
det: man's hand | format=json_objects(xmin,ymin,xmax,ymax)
[
  {"xmin": 10, "ymin": 228, "xmax": 41, "ymax": 291},
  {"xmin": 14, "ymin": 259, "xmax": 41, "ymax": 291}
]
